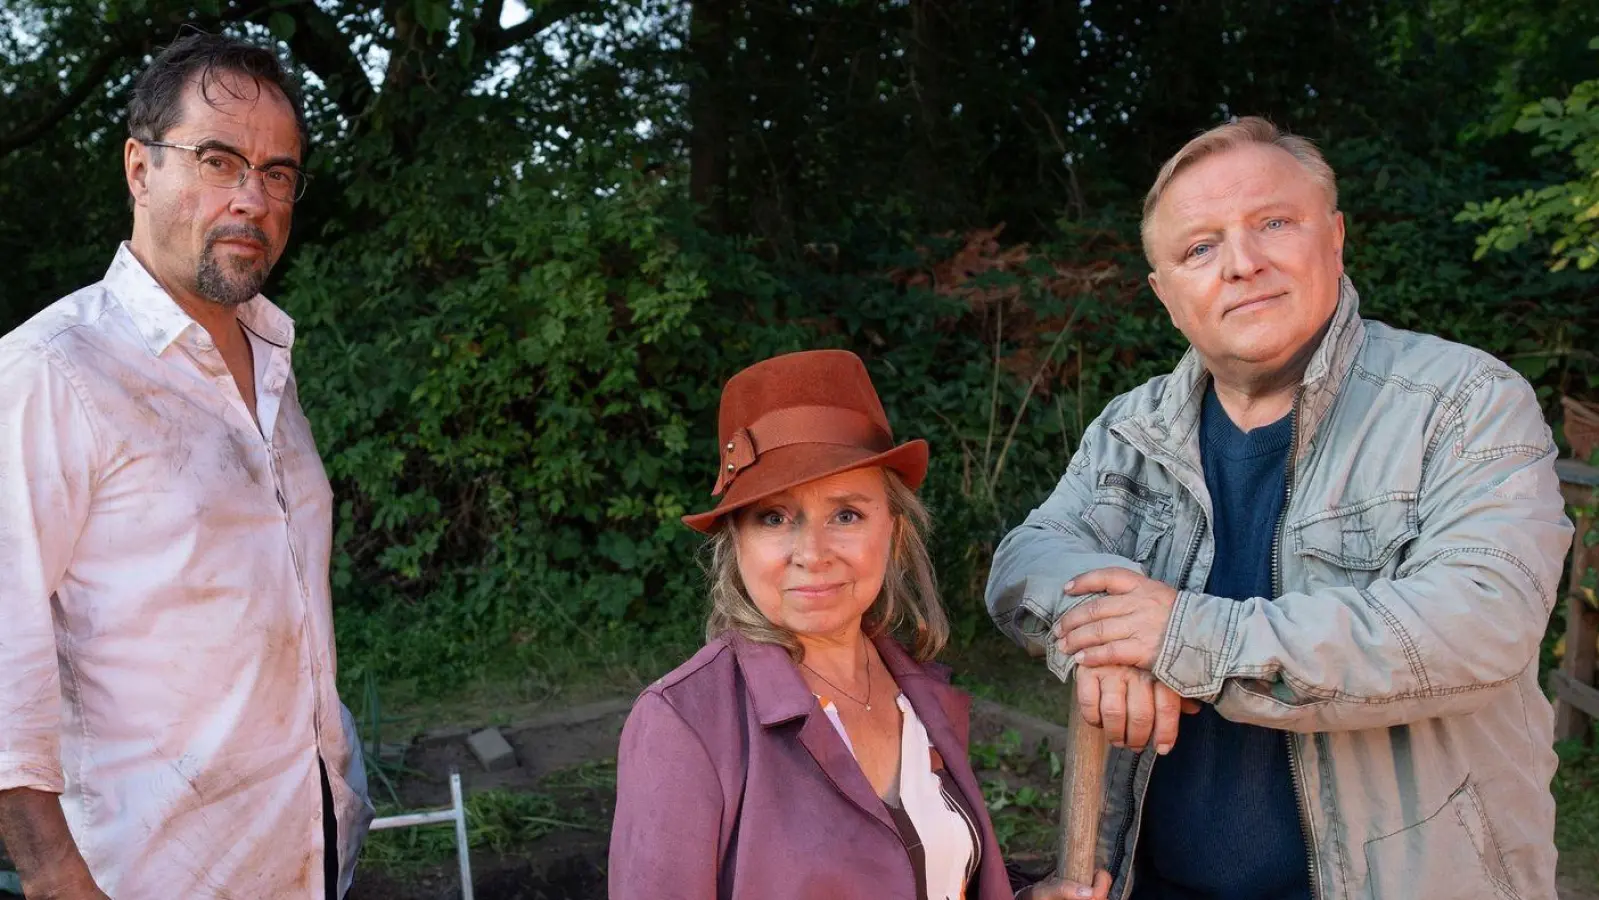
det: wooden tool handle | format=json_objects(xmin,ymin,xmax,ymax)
[{"xmin": 1057, "ymin": 672, "xmax": 1110, "ymax": 885}]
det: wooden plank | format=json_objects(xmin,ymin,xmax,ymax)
[
  {"xmin": 1551, "ymin": 670, "xmax": 1599, "ymax": 720},
  {"xmin": 1556, "ymin": 458, "xmax": 1599, "ymax": 489},
  {"xmin": 1562, "ymin": 480, "xmax": 1599, "ymax": 508},
  {"xmin": 1555, "ymin": 501, "xmax": 1596, "ymax": 742}
]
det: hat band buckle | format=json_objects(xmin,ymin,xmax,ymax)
[{"xmin": 711, "ymin": 405, "xmax": 894, "ymax": 496}]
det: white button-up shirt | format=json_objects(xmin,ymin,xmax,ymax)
[{"xmin": 0, "ymin": 245, "xmax": 373, "ymax": 898}]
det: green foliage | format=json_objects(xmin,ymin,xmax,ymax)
[
  {"xmin": 973, "ymin": 729, "xmax": 1062, "ymax": 861},
  {"xmin": 1459, "ymin": 41, "xmax": 1599, "ymax": 272},
  {"xmin": 1, "ymin": 1, "xmax": 1596, "ymax": 751},
  {"xmin": 362, "ymin": 787, "xmax": 597, "ymax": 871},
  {"xmin": 361, "ymin": 757, "xmax": 617, "ymax": 873},
  {"xmin": 1554, "ymin": 736, "xmax": 1599, "ymax": 886},
  {"xmin": 1337, "ymin": 136, "xmax": 1599, "ymax": 399},
  {"xmin": 283, "ymin": 119, "xmax": 724, "ymax": 684}
]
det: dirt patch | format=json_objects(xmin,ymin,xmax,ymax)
[
  {"xmin": 1561, "ymin": 874, "xmax": 1599, "ymax": 900},
  {"xmin": 348, "ymin": 695, "xmax": 1599, "ymax": 900},
  {"xmin": 348, "ymin": 700, "xmax": 630, "ymax": 900},
  {"xmin": 347, "ymin": 696, "xmax": 1056, "ymax": 899},
  {"xmin": 396, "ymin": 699, "xmax": 632, "ymax": 808},
  {"xmin": 349, "ymin": 843, "xmax": 606, "ymax": 900}
]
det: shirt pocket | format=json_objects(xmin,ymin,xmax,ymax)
[
  {"xmin": 1290, "ymin": 491, "xmax": 1419, "ymax": 586},
  {"xmin": 1362, "ymin": 777, "xmax": 1520, "ymax": 900},
  {"xmin": 1080, "ymin": 471, "xmax": 1173, "ymax": 564}
]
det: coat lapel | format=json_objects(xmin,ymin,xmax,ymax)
[
  {"xmin": 796, "ymin": 707, "xmax": 903, "ymax": 838},
  {"xmin": 734, "ymin": 634, "xmax": 902, "ymax": 839}
]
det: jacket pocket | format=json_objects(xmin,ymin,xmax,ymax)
[
  {"xmin": 1362, "ymin": 778, "xmax": 1519, "ymax": 900},
  {"xmin": 1081, "ymin": 471, "xmax": 1172, "ymax": 563},
  {"xmin": 1291, "ymin": 491, "xmax": 1419, "ymax": 572}
]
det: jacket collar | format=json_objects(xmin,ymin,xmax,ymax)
[
  {"xmin": 732, "ymin": 630, "xmax": 964, "ymax": 728},
  {"xmin": 732, "ymin": 633, "xmax": 820, "ymax": 727},
  {"xmin": 106, "ymin": 242, "xmax": 296, "ymax": 357},
  {"xmin": 732, "ymin": 630, "xmax": 982, "ymax": 849},
  {"xmin": 1117, "ymin": 274, "xmax": 1367, "ymax": 476}
]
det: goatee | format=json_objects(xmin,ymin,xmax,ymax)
[{"xmin": 196, "ymin": 225, "xmax": 271, "ymax": 307}]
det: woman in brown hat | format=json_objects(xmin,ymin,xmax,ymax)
[{"xmin": 608, "ymin": 349, "xmax": 1110, "ymax": 900}]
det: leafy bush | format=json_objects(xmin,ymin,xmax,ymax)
[{"xmin": 280, "ymin": 124, "xmax": 727, "ymax": 686}]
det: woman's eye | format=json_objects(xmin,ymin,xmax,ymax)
[
  {"xmin": 757, "ymin": 510, "xmax": 786, "ymax": 527},
  {"xmin": 835, "ymin": 509, "xmax": 862, "ymax": 525}
]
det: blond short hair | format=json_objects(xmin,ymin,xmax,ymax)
[
  {"xmin": 702, "ymin": 469, "xmax": 949, "ymax": 662},
  {"xmin": 1140, "ymin": 116, "xmax": 1338, "ymax": 264}
]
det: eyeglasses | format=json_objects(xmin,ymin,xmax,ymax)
[{"xmin": 137, "ymin": 139, "xmax": 309, "ymax": 203}]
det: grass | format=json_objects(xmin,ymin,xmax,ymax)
[
  {"xmin": 340, "ymin": 617, "xmax": 699, "ymax": 746},
  {"xmin": 350, "ymin": 615, "xmax": 1064, "ymax": 754},
  {"xmin": 1555, "ymin": 737, "xmax": 1599, "ymax": 887},
  {"xmin": 972, "ymin": 728, "xmax": 1063, "ymax": 863},
  {"xmin": 944, "ymin": 628, "xmax": 1073, "ymax": 725},
  {"xmin": 361, "ymin": 760, "xmax": 619, "ymax": 872}
]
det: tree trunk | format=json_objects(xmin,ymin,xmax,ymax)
[{"xmin": 688, "ymin": 0, "xmax": 733, "ymax": 232}]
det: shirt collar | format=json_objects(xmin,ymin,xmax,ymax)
[{"xmin": 106, "ymin": 242, "xmax": 296, "ymax": 355}]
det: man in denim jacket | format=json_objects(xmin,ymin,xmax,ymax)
[{"xmin": 986, "ymin": 117, "xmax": 1573, "ymax": 900}]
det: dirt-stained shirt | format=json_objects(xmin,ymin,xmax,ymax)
[{"xmin": 0, "ymin": 244, "xmax": 373, "ymax": 898}]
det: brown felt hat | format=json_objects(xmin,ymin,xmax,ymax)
[{"xmin": 681, "ymin": 349, "xmax": 929, "ymax": 534}]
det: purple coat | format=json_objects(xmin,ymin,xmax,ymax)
[{"xmin": 609, "ymin": 631, "xmax": 1015, "ymax": 900}]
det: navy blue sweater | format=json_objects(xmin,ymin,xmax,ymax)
[{"xmin": 1131, "ymin": 387, "xmax": 1311, "ymax": 900}]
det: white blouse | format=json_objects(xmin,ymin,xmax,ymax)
[{"xmin": 818, "ymin": 693, "xmax": 979, "ymax": 899}]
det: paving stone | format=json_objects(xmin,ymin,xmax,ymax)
[{"xmin": 466, "ymin": 726, "xmax": 518, "ymax": 772}]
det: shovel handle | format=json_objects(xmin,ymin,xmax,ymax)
[{"xmin": 1057, "ymin": 671, "xmax": 1109, "ymax": 884}]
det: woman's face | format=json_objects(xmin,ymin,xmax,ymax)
[{"xmin": 733, "ymin": 467, "xmax": 895, "ymax": 649}]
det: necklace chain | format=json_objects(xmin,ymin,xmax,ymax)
[{"xmin": 800, "ymin": 635, "xmax": 874, "ymax": 711}]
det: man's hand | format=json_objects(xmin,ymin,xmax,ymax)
[
  {"xmin": 0, "ymin": 788, "xmax": 109, "ymax": 900},
  {"xmin": 1015, "ymin": 870, "xmax": 1113, "ymax": 900},
  {"xmin": 1054, "ymin": 568, "xmax": 1179, "ymax": 670},
  {"xmin": 1074, "ymin": 665, "xmax": 1198, "ymax": 755},
  {"xmin": 28, "ymin": 870, "xmax": 111, "ymax": 900}
]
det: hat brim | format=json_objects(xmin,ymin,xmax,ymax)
[{"xmin": 681, "ymin": 439, "xmax": 929, "ymax": 534}]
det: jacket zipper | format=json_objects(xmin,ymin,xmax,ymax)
[
  {"xmin": 1109, "ymin": 499, "xmax": 1209, "ymax": 899},
  {"xmin": 1271, "ymin": 392, "xmax": 1323, "ymax": 900}
]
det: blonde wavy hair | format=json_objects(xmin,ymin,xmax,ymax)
[{"xmin": 702, "ymin": 468, "xmax": 949, "ymax": 662}]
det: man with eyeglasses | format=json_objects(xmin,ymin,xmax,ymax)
[{"xmin": 0, "ymin": 32, "xmax": 371, "ymax": 899}]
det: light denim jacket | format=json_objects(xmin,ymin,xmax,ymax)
[{"xmin": 986, "ymin": 276, "xmax": 1573, "ymax": 900}]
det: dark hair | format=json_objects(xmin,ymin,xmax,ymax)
[{"xmin": 128, "ymin": 31, "xmax": 309, "ymax": 160}]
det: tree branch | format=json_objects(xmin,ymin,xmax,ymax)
[
  {"xmin": 475, "ymin": 0, "xmax": 508, "ymax": 54},
  {"xmin": 486, "ymin": 0, "xmax": 594, "ymax": 54},
  {"xmin": 0, "ymin": 43, "xmax": 127, "ymax": 159},
  {"xmin": 283, "ymin": 3, "xmax": 375, "ymax": 118},
  {"xmin": 0, "ymin": 0, "xmax": 289, "ymax": 160}
]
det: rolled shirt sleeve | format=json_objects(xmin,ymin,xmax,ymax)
[{"xmin": 0, "ymin": 344, "xmax": 100, "ymax": 793}]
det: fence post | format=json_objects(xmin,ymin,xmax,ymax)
[{"xmin": 1553, "ymin": 459, "xmax": 1599, "ymax": 744}]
